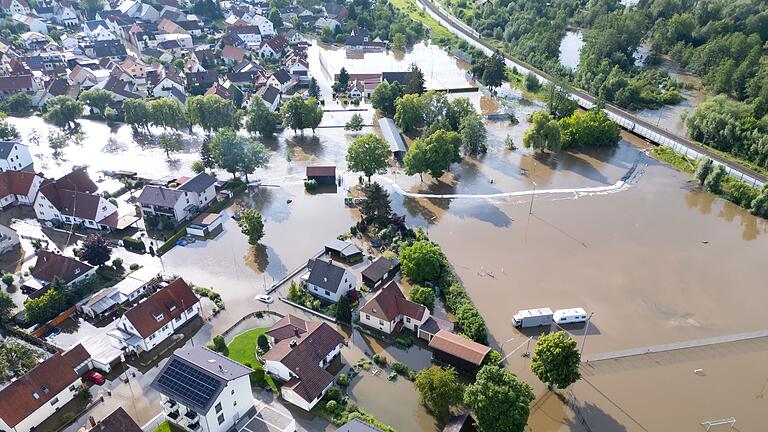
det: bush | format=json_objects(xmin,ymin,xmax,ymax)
[
  {"xmin": 372, "ymin": 354, "xmax": 388, "ymax": 366},
  {"xmin": 326, "ymin": 386, "xmax": 343, "ymax": 402},
  {"xmin": 337, "ymin": 373, "xmax": 350, "ymax": 386},
  {"xmin": 257, "ymin": 334, "xmax": 270, "ymax": 352},
  {"xmin": 211, "ymin": 335, "xmax": 229, "ymax": 355},
  {"xmin": 408, "ymin": 370, "xmax": 419, "ymax": 381},
  {"xmin": 129, "ymin": 263, "xmax": 140, "ymax": 271},
  {"xmin": 350, "ymin": 225, "xmax": 358, "ymax": 236},
  {"xmin": 61, "ymin": 412, "xmax": 76, "ymax": 424},
  {"xmin": 525, "ymin": 72, "xmax": 540, "ymax": 92},
  {"xmin": 122, "ymin": 236, "xmax": 146, "ymax": 253},
  {"xmin": 326, "ymin": 400, "xmax": 339, "ymax": 412},
  {"xmin": 392, "ymin": 362, "xmax": 408, "ymax": 375},
  {"xmin": 250, "ymin": 368, "xmax": 265, "ymax": 384},
  {"xmin": 1, "ymin": 274, "xmax": 13, "ymax": 286},
  {"xmin": 112, "ymin": 257, "xmax": 124, "ymax": 270},
  {"xmin": 729, "ymin": 182, "xmax": 759, "ymax": 207},
  {"xmin": 304, "ymin": 179, "xmax": 318, "ymax": 191}
]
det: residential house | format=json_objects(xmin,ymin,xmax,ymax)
[
  {"xmin": 1, "ymin": 0, "xmax": 31, "ymax": 15},
  {"xmin": 59, "ymin": 34, "xmax": 79, "ymax": 50},
  {"xmin": 92, "ymin": 74, "xmax": 142, "ymax": 101},
  {"xmin": 33, "ymin": 168, "xmax": 120, "ymax": 230},
  {"xmin": 361, "ymin": 256, "xmax": 400, "ymax": 289},
  {"xmin": 0, "ymin": 344, "xmax": 92, "ymax": 432},
  {"xmin": 150, "ymin": 64, "xmax": 185, "ymax": 98},
  {"xmin": 12, "ymin": 14, "xmax": 48, "ymax": 33},
  {"xmin": 267, "ymin": 68, "xmax": 293, "ymax": 93},
  {"xmin": 262, "ymin": 315, "xmax": 344, "ymax": 411},
  {"xmin": 36, "ymin": 77, "xmax": 80, "ymax": 107},
  {"xmin": 323, "ymin": 2, "xmax": 347, "ymax": 21},
  {"xmin": 228, "ymin": 25, "xmax": 262, "ymax": 47},
  {"xmin": 283, "ymin": 29, "xmax": 304, "ymax": 45},
  {"xmin": 323, "ymin": 239, "xmax": 362, "ymax": 263},
  {"xmin": 250, "ymin": 14, "xmax": 274, "ymax": 36},
  {"xmin": 186, "ymin": 70, "xmax": 217, "ymax": 91},
  {"xmin": 0, "ymin": 141, "xmax": 34, "ymax": 172},
  {"xmin": 204, "ymin": 82, "xmax": 234, "ymax": 102},
  {"xmin": 428, "ymin": 330, "xmax": 491, "ymax": 373},
  {"xmin": 108, "ymin": 278, "xmax": 200, "ymax": 353},
  {"xmin": 314, "ymin": 17, "xmax": 340, "ymax": 33},
  {"xmin": 221, "ymin": 44, "xmax": 246, "ymax": 65},
  {"xmin": 137, "ymin": 173, "xmax": 216, "ymax": 223},
  {"xmin": 151, "ymin": 347, "xmax": 253, "ymax": 432},
  {"xmin": 120, "ymin": 55, "xmax": 147, "ymax": 85},
  {"xmin": 0, "ymin": 223, "xmax": 20, "ymax": 255},
  {"xmin": 69, "ymin": 65, "xmax": 99, "ymax": 88},
  {"xmin": 306, "ymin": 165, "xmax": 335, "ymax": 185},
  {"xmin": 256, "ymin": 84, "xmax": 280, "ymax": 111},
  {"xmin": 19, "ymin": 31, "xmax": 48, "ymax": 50},
  {"xmin": 157, "ymin": 17, "xmax": 186, "ymax": 35},
  {"xmin": 303, "ymin": 258, "xmax": 356, "ymax": 303},
  {"xmin": 90, "ymin": 39, "xmax": 127, "ymax": 61},
  {"xmin": 184, "ymin": 56, "xmax": 205, "ymax": 73},
  {"xmin": 84, "ymin": 407, "xmax": 143, "ymax": 432},
  {"xmin": 0, "ymin": 171, "xmax": 43, "ymax": 208},
  {"xmin": 177, "ymin": 20, "xmax": 202, "ymax": 37},
  {"xmin": 359, "ymin": 281, "xmax": 433, "ymax": 335},
  {"xmin": 52, "ymin": 2, "xmax": 79, "ymax": 26},
  {"xmin": 0, "ymin": 75, "xmax": 39, "ymax": 99},
  {"xmin": 336, "ymin": 419, "xmax": 384, "ymax": 432},
  {"xmin": 258, "ymin": 35, "xmax": 287, "ymax": 59},
  {"xmin": 83, "ymin": 19, "xmax": 111, "ymax": 37},
  {"xmin": 24, "ymin": 250, "xmax": 96, "ymax": 297},
  {"xmin": 284, "ymin": 56, "xmax": 308, "ymax": 80}
]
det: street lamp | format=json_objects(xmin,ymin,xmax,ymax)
[
  {"xmin": 528, "ymin": 181, "xmax": 537, "ymax": 215},
  {"xmin": 580, "ymin": 312, "xmax": 595, "ymax": 359}
]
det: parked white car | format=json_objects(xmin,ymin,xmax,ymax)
[
  {"xmin": 553, "ymin": 308, "xmax": 588, "ymax": 325},
  {"xmin": 256, "ymin": 294, "xmax": 274, "ymax": 304}
]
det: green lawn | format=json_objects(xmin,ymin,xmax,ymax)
[
  {"xmin": 227, "ymin": 328, "xmax": 278, "ymax": 391},
  {"xmin": 153, "ymin": 421, "xmax": 185, "ymax": 432}
]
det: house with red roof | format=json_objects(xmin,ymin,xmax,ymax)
[
  {"xmin": 33, "ymin": 168, "xmax": 119, "ymax": 230},
  {"xmin": 0, "ymin": 170, "xmax": 42, "ymax": 208},
  {"xmin": 23, "ymin": 250, "xmax": 96, "ymax": 297},
  {"xmin": 262, "ymin": 315, "xmax": 345, "ymax": 411},
  {"xmin": 0, "ymin": 344, "xmax": 92, "ymax": 432},
  {"xmin": 1, "ymin": 0, "xmax": 31, "ymax": 15},
  {"xmin": 108, "ymin": 278, "xmax": 200, "ymax": 354}
]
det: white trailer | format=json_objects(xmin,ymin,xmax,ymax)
[
  {"xmin": 512, "ymin": 308, "xmax": 553, "ymax": 328},
  {"xmin": 553, "ymin": 308, "xmax": 588, "ymax": 325}
]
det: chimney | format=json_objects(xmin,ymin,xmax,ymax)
[
  {"xmin": 294, "ymin": 327, "xmax": 299, "ymax": 336},
  {"xmin": 219, "ymin": 365, "xmax": 224, "ymax": 372},
  {"xmin": 289, "ymin": 339, "xmax": 297, "ymax": 348}
]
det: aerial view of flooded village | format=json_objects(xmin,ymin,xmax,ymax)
[{"xmin": 0, "ymin": 0, "xmax": 767, "ymax": 431}]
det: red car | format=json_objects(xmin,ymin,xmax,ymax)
[{"xmin": 85, "ymin": 371, "xmax": 105, "ymax": 385}]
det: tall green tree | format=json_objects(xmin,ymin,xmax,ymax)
[
  {"xmin": 79, "ymin": 88, "xmax": 114, "ymax": 118},
  {"xmin": 394, "ymin": 94, "xmax": 422, "ymax": 132},
  {"xmin": 345, "ymin": 113, "xmax": 364, "ymax": 131},
  {"xmin": 281, "ymin": 95, "xmax": 307, "ymax": 134},
  {"xmin": 413, "ymin": 366, "xmax": 463, "ymax": 421},
  {"xmin": 0, "ymin": 291, "xmax": 14, "ymax": 324},
  {"xmin": 558, "ymin": 109, "xmax": 620, "ymax": 149},
  {"xmin": 79, "ymin": 0, "xmax": 104, "ymax": 16},
  {"xmin": 187, "ymin": 94, "xmax": 239, "ymax": 133},
  {"xmin": 24, "ymin": 278, "xmax": 69, "ymax": 324},
  {"xmin": 523, "ymin": 110, "xmax": 561, "ymax": 153},
  {"xmin": 333, "ymin": 67, "xmax": 350, "ymax": 94},
  {"xmin": 545, "ymin": 82, "xmax": 578, "ymax": 120},
  {"xmin": 245, "ymin": 98, "xmax": 280, "ymax": 138},
  {"xmin": 399, "ymin": 240, "xmax": 445, "ymax": 284},
  {"xmin": 240, "ymin": 139, "xmax": 270, "ymax": 181},
  {"xmin": 405, "ymin": 63, "xmax": 425, "ymax": 95},
  {"xmin": 0, "ymin": 340, "xmax": 43, "ymax": 381},
  {"xmin": 210, "ymin": 128, "xmax": 245, "ymax": 178},
  {"xmin": 346, "ymin": 134, "xmax": 390, "ymax": 182},
  {"xmin": 704, "ymin": 164, "xmax": 726, "ymax": 193},
  {"xmin": 446, "ymin": 97, "xmax": 475, "ymax": 131},
  {"xmin": 200, "ymin": 140, "xmax": 216, "ymax": 172},
  {"xmin": 694, "ymin": 157, "xmax": 714, "ymax": 185},
  {"xmin": 81, "ymin": 234, "xmax": 111, "ymax": 266},
  {"xmin": 303, "ymin": 97, "xmax": 323, "ymax": 134},
  {"xmin": 149, "ymin": 98, "xmax": 186, "ymax": 131},
  {"xmin": 122, "ymin": 99, "xmax": 151, "ymax": 131},
  {"xmin": 48, "ymin": 130, "xmax": 69, "ymax": 157},
  {"xmin": 44, "ymin": 96, "xmax": 83, "ymax": 130},
  {"xmin": 158, "ymin": 133, "xmax": 183, "ymax": 158},
  {"xmin": 404, "ymin": 130, "xmax": 461, "ymax": 180},
  {"xmin": 307, "ymin": 77, "xmax": 321, "ymax": 99},
  {"xmin": 408, "ymin": 285, "xmax": 435, "ymax": 311},
  {"xmin": 359, "ymin": 182, "xmax": 391, "ymax": 222},
  {"xmin": 268, "ymin": 7, "xmax": 283, "ymax": 28},
  {"xmin": 0, "ymin": 114, "xmax": 20, "ymax": 141},
  {"xmin": 459, "ymin": 112, "xmax": 487, "ymax": 156},
  {"xmin": 420, "ymin": 90, "xmax": 449, "ymax": 126},
  {"xmin": 531, "ymin": 331, "xmax": 581, "ymax": 389},
  {"xmin": 3, "ymin": 92, "xmax": 32, "ymax": 116},
  {"xmin": 336, "ymin": 294, "xmax": 352, "ymax": 324},
  {"xmin": 483, "ymin": 51, "xmax": 506, "ymax": 90},
  {"xmin": 371, "ymin": 81, "xmax": 403, "ymax": 117},
  {"xmin": 238, "ymin": 208, "xmax": 265, "ymax": 245},
  {"xmin": 464, "ymin": 365, "xmax": 535, "ymax": 432}
]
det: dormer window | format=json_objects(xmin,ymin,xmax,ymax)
[
  {"xmin": 33, "ymin": 392, "xmax": 40, "ymax": 400},
  {"xmin": 154, "ymin": 313, "xmax": 164, "ymax": 322},
  {"xmin": 74, "ymin": 268, "xmax": 80, "ymax": 275},
  {"xmin": 42, "ymin": 386, "xmax": 49, "ymax": 394},
  {"xmin": 168, "ymin": 304, "xmax": 176, "ymax": 312}
]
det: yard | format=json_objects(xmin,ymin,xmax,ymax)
[
  {"xmin": 227, "ymin": 328, "xmax": 278, "ymax": 392},
  {"xmin": 153, "ymin": 420, "xmax": 185, "ymax": 432}
]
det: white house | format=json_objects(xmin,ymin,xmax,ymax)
[
  {"xmin": 267, "ymin": 68, "xmax": 293, "ymax": 93},
  {"xmin": 262, "ymin": 315, "xmax": 344, "ymax": 411},
  {"xmin": 359, "ymin": 281, "xmax": 431, "ymax": 335},
  {"xmin": 149, "ymin": 65, "xmax": 185, "ymax": 98},
  {"xmin": 151, "ymin": 347, "xmax": 253, "ymax": 432},
  {"xmin": 137, "ymin": 172, "xmax": 217, "ymax": 223},
  {"xmin": 12, "ymin": 13, "xmax": 47, "ymax": 34},
  {"xmin": 108, "ymin": 278, "xmax": 200, "ymax": 354},
  {"xmin": 258, "ymin": 36, "xmax": 287, "ymax": 59},
  {"xmin": 23, "ymin": 250, "xmax": 96, "ymax": 295},
  {"xmin": 0, "ymin": 223, "xmax": 19, "ymax": 255},
  {"xmin": 34, "ymin": 169, "xmax": 119, "ymax": 230},
  {"xmin": 251, "ymin": 14, "xmax": 274, "ymax": 36},
  {"xmin": 1, "ymin": 0, "xmax": 31, "ymax": 15},
  {"xmin": 0, "ymin": 170, "xmax": 41, "ymax": 208},
  {"xmin": 53, "ymin": 3, "xmax": 79, "ymax": 26},
  {"xmin": 0, "ymin": 344, "xmax": 91, "ymax": 432},
  {"xmin": 303, "ymin": 258, "xmax": 355, "ymax": 303},
  {"xmin": 256, "ymin": 85, "xmax": 280, "ymax": 111}
]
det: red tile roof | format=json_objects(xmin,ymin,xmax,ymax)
[
  {"xmin": 428, "ymin": 330, "xmax": 491, "ymax": 366},
  {"xmin": 306, "ymin": 165, "xmax": 335, "ymax": 177},
  {"xmin": 123, "ymin": 278, "xmax": 199, "ymax": 338},
  {"xmin": 0, "ymin": 344, "xmax": 90, "ymax": 428},
  {"xmin": 359, "ymin": 281, "xmax": 426, "ymax": 322},
  {"xmin": 0, "ymin": 171, "xmax": 39, "ymax": 198}
]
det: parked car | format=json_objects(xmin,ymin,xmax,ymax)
[
  {"xmin": 512, "ymin": 308, "xmax": 553, "ymax": 328},
  {"xmin": 256, "ymin": 294, "xmax": 274, "ymax": 304},
  {"xmin": 85, "ymin": 371, "xmax": 106, "ymax": 385}
]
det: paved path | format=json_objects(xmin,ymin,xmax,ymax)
[{"xmin": 416, "ymin": 0, "xmax": 767, "ymax": 188}]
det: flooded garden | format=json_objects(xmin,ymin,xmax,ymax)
[{"xmin": 5, "ymin": 38, "xmax": 768, "ymax": 432}]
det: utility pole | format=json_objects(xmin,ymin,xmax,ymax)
[
  {"xmin": 528, "ymin": 181, "xmax": 537, "ymax": 215},
  {"xmin": 580, "ymin": 312, "xmax": 594, "ymax": 359}
]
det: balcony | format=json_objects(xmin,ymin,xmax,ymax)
[
  {"xmin": 186, "ymin": 421, "xmax": 201, "ymax": 432},
  {"xmin": 163, "ymin": 399, "xmax": 178, "ymax": 411},
  {"xmin": 167, "ymin": 410, "xmax": 180, "ymax": 421}
]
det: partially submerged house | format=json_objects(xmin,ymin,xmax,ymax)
[
  {"xmin": 303, "ymin": 258, "xmax": 356, "ymax": 303},
  {"xmin": 359, "ymin": 281, "xmax": 431, "ymax": 336},
  {"xmin": 428, "ymin": 330, "xmax": 491, "ymax": 374},
  {"xmin": 186, "ymin": 212, "xmax": 223, "ymax": 238},
  {"xmin": 324, "ymin": 239, "xmax": 362, "ymax": 263},
  {"xmin": 33, "ymin": 168, "xmax": 119, "ymax": 230},
  {"xmin": 306, "ymin": 165, "xmax": 336, "ymax": 185},
  {"xmin": 262, "ymin": 315, "xmax": 344, "ymax": 411},
  {"xmin": 378, "ymin": 117, "xmax": 407, "ymax": 158},
  {"xmin": 138, "ymin": 173, "xmax": 217, "ymax": 224},
  {"xmin": 0, "ymin": 140, "xmax": 34, "ymax": 171},
  {"xmin": 0, "ymin": 171, "xmax": 43, "ymax": 208},
  {"xmin": 151, "ymin": 347, "xmax": 253, "ymax": 432},
  {"xmin": 23, "ymin": 250, "xmax": 96, "ymax": 297},
  {"xmin": 108, "ymin": 278, "xmax": 200, "ymax": 354},
  {"xmin": 361, "ymin": 256, "xmax": 400, "ymax": 289}
]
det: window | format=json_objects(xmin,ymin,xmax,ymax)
[
  {"xmin": 379, "ymin": 320, "xmax": 383, "ymax": 325},
  {"xmin": 217, "ymin": 413, "xmax": 225, "ymax": 425},
  {"xmin": 365, "ymin": 314, "xmax": 370, "ymax": 320},
  {"xmin": 49, "ymin": 397, "xmax": 59, "ymax": 406},
  {"xmin": 324, "ymin": 290, "xmax": 330, "ymax": 296},
  {"xmin": 406, "ymin": 317, "xmax": 411, "ymax": 323},
  {"xmin": 233, "ymin": 400, "xmax": 237, "ymax": 406},
  {"xmin": 69, "ymin": 385, "xmax": 76, "ymax": 391},
  {"xmin": 215, "ymin": 402, "xmax": 222, "ymax": 413}
]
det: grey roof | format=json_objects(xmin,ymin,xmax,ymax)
[
  {"xmin": 151, "ymin": 347, "xmax": 252, "ymax": 414},
  {"xmin": 325, "ymin": 239, "xmax": 362, "ymax": 258},
  {"xmin": 336, "ymin": 419, "xmax": 383, "ymax": 432},
  {"xmin": 271, "ymin": 68, "xmax": 291, "ymax": 84},
  {"xmin": 177, "ymin": 172, "xmax": 215, "ymax": 194},
  {"xmin": 259, "ymin": 85, "xmax": 280, "ymax": 104},
  {"xmin": 306, "ymin": 258, "xmax": 347, "ymax": 292},
  {"xmin": 378, "ymin": 117, "xmax": 406, "ymax": 154},
  {"xmin": 361, "ymin": 256, "xmax": 398, "ymax": 282},
  {"xmin": 138, "ymin": 185, "xmax": 185, "ymax": 207},
  {"xmin": 0, "ymin": 141, "xmax": 22, "ymax": 159}
]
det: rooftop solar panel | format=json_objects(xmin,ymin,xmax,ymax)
[{"xmin": 155, "ymin": 358, "xmax": 224, "ymax": 413}]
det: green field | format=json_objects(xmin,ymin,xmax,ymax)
[{"xmin": 227, "ymin": 328, "xmax": 278, "ymax": 392}]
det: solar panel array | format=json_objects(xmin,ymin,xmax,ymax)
[{"xmin": 156, "ymin": 358, "xmax": 223, "ymax": 412}]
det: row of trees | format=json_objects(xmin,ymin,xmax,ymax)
[
  {"xmin": 523, "ymin": 107, "xmax": 621, "ymax": 154},
  {"xmin": 123, "ymin": 94, "xmax": 241, "ymax": 134},
  {"xmin": 413, "ymin": 330, "xmax": 581, "ymax": 431}
]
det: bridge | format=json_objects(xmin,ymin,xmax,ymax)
[{"xmin": 416, "ymin": 0, "xmax": 767, "ymax": 188}]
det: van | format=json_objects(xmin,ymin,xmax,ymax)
[{"xmin": 553, "ymin": 308, "xmax": 588, "ymax": 325}]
